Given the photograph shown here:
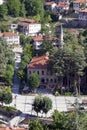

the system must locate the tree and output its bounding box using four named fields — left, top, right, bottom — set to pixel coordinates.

left=33, top=95, right=43, bottom=116
left=29, top=119, right=43, bottom=130
left=7, top=0, right=21, bottom=17
left=18, top=44, right=33, bottom=81
left=0, top=4, right=8, bottom=19
left=0, top=87, right=12, bottom=105
left=25, top=0, right=44, bottom=20
left=33, top=95, right=52, bottom=116
left=28, top=73, right=40, bottom=91
left=19, top=3, right=26, bottom=17
left=0, top=41, right=15, bottom=83
left=5, top=65, right=14, bottom=85
left=48, top=44, right=86, bottom=94
left=40, top=39, right=53, bottom=55
left=42, top=96, right=52, bottom=115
